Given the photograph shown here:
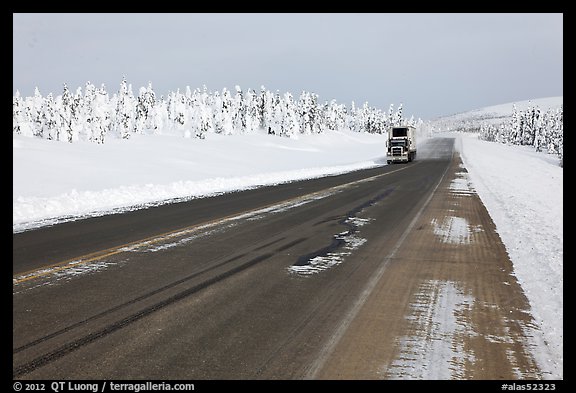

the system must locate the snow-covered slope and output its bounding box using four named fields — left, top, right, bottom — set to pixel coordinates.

left=470, top=96, right=563, bottom=115
left=13, top=129, right=388, bottom=232
left=428, top=96, right=563, bottom=132
left=453, top=132, right=562, bottom=379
